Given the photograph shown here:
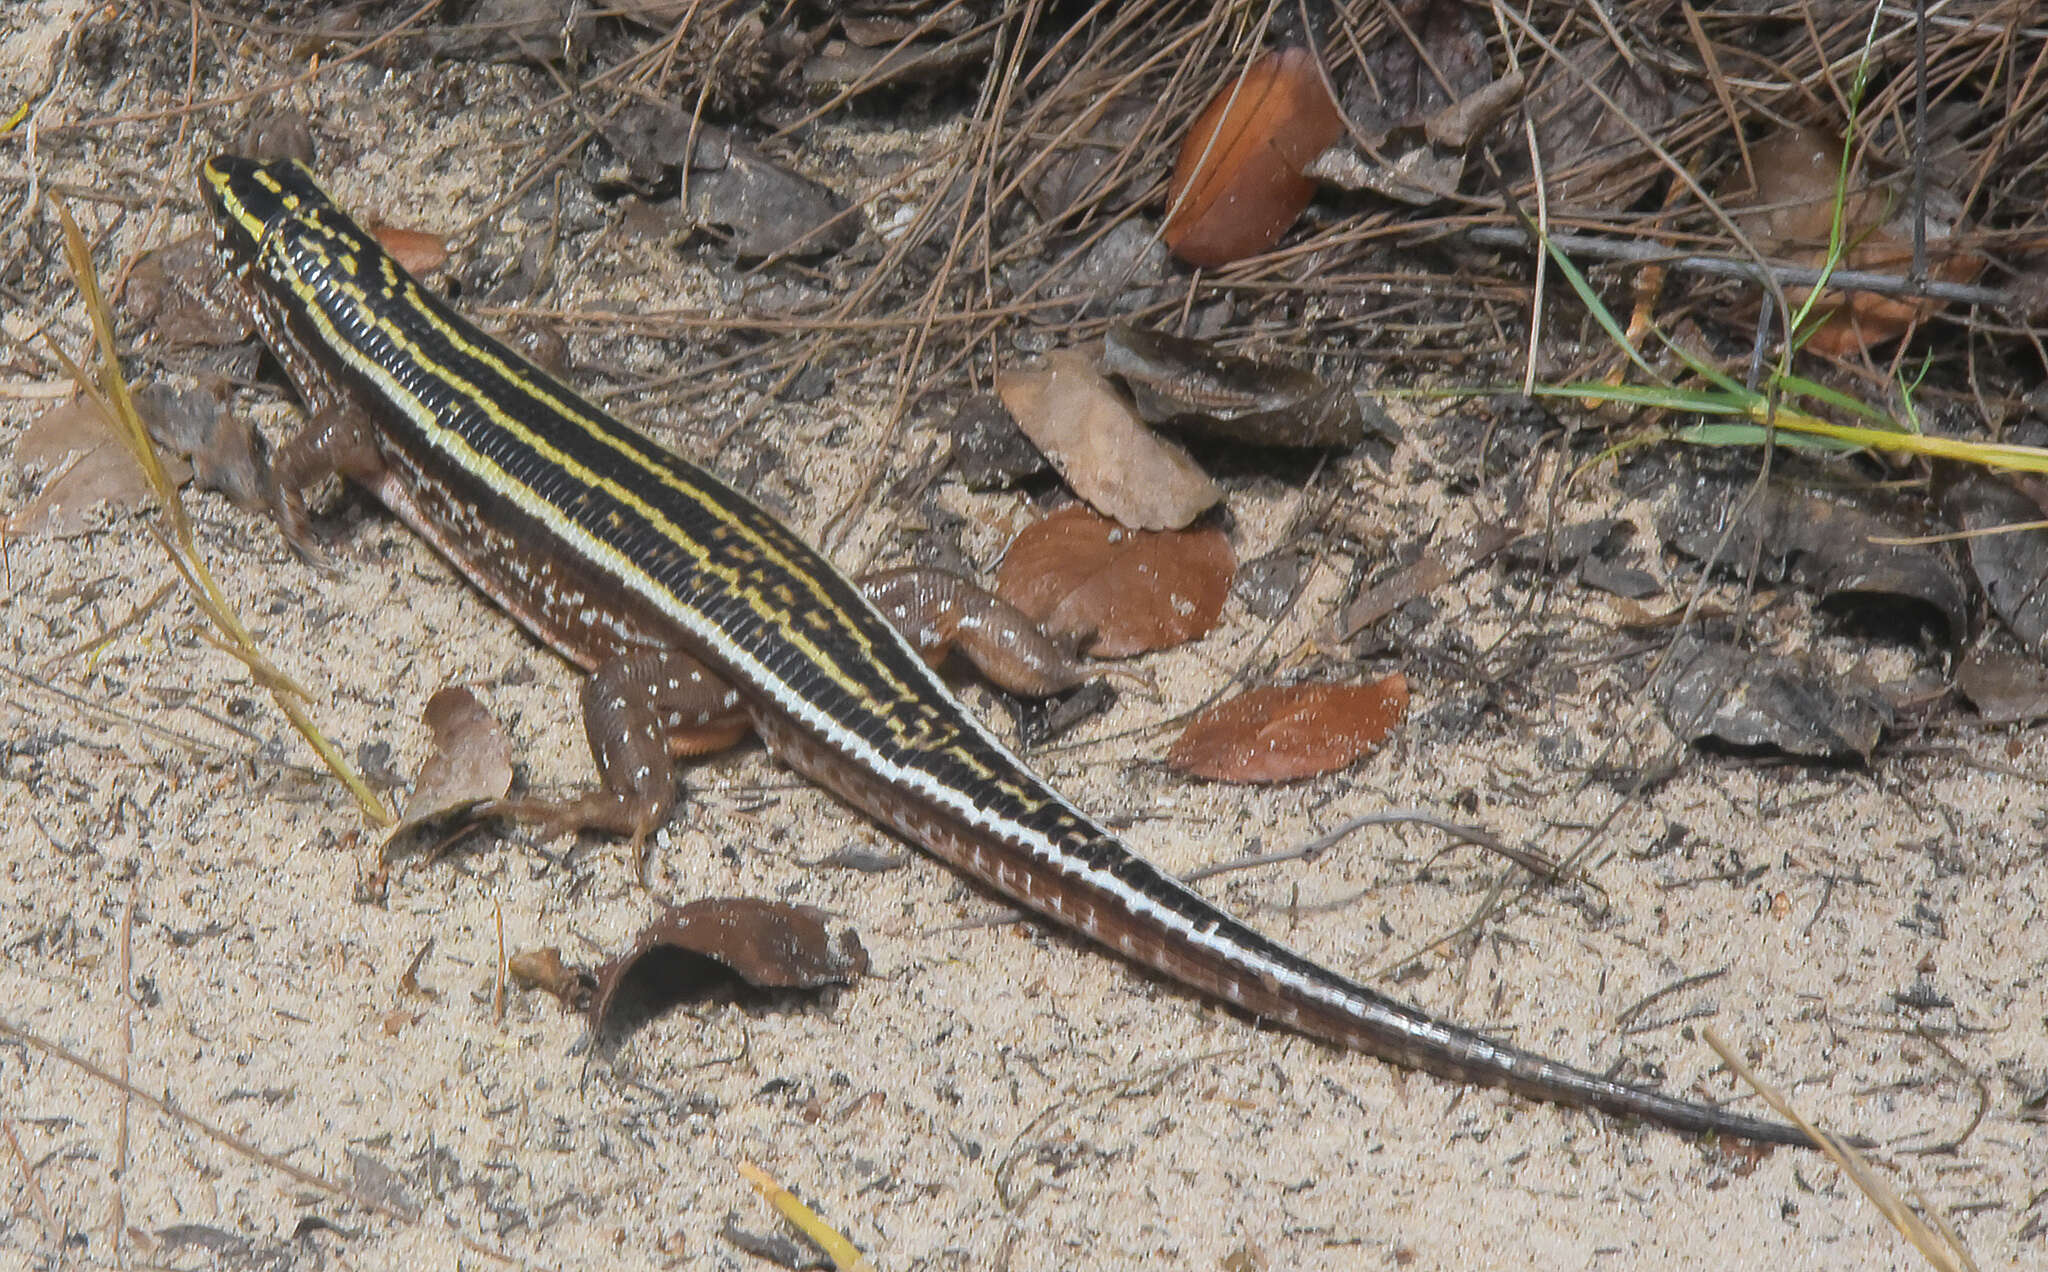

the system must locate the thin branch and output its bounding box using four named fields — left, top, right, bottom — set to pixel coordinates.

left=1462, top=224, right=2012, bottom=309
